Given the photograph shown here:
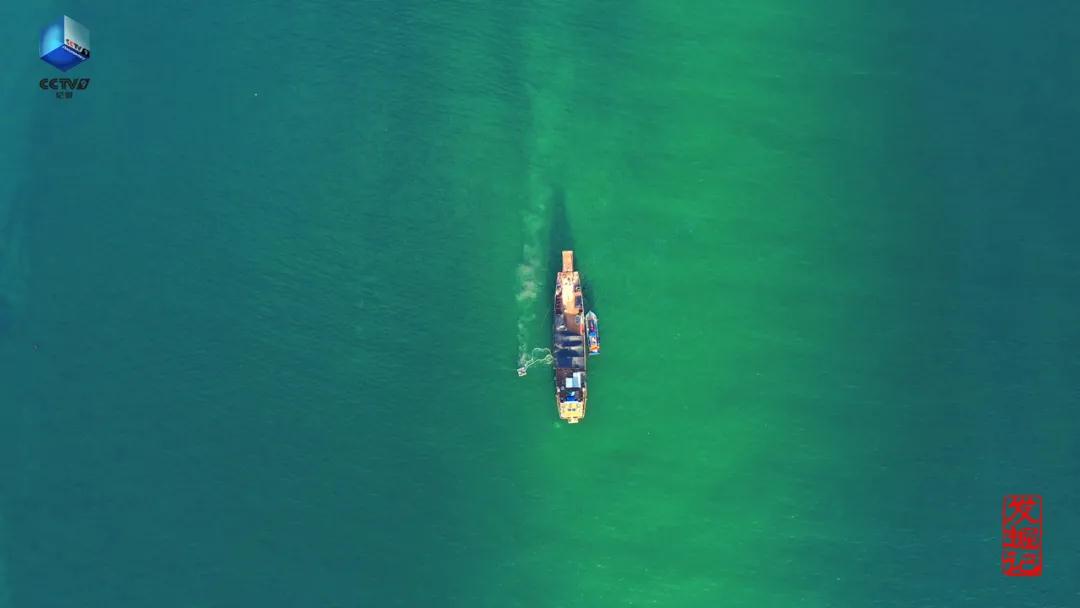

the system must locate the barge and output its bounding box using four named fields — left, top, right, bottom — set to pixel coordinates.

left=554, top=250, right=587, bottom=423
